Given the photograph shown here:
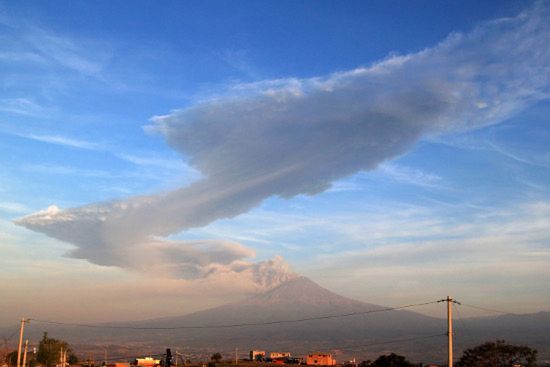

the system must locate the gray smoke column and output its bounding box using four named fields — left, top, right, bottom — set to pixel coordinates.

left=16, top=2, right=550, bottom=280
